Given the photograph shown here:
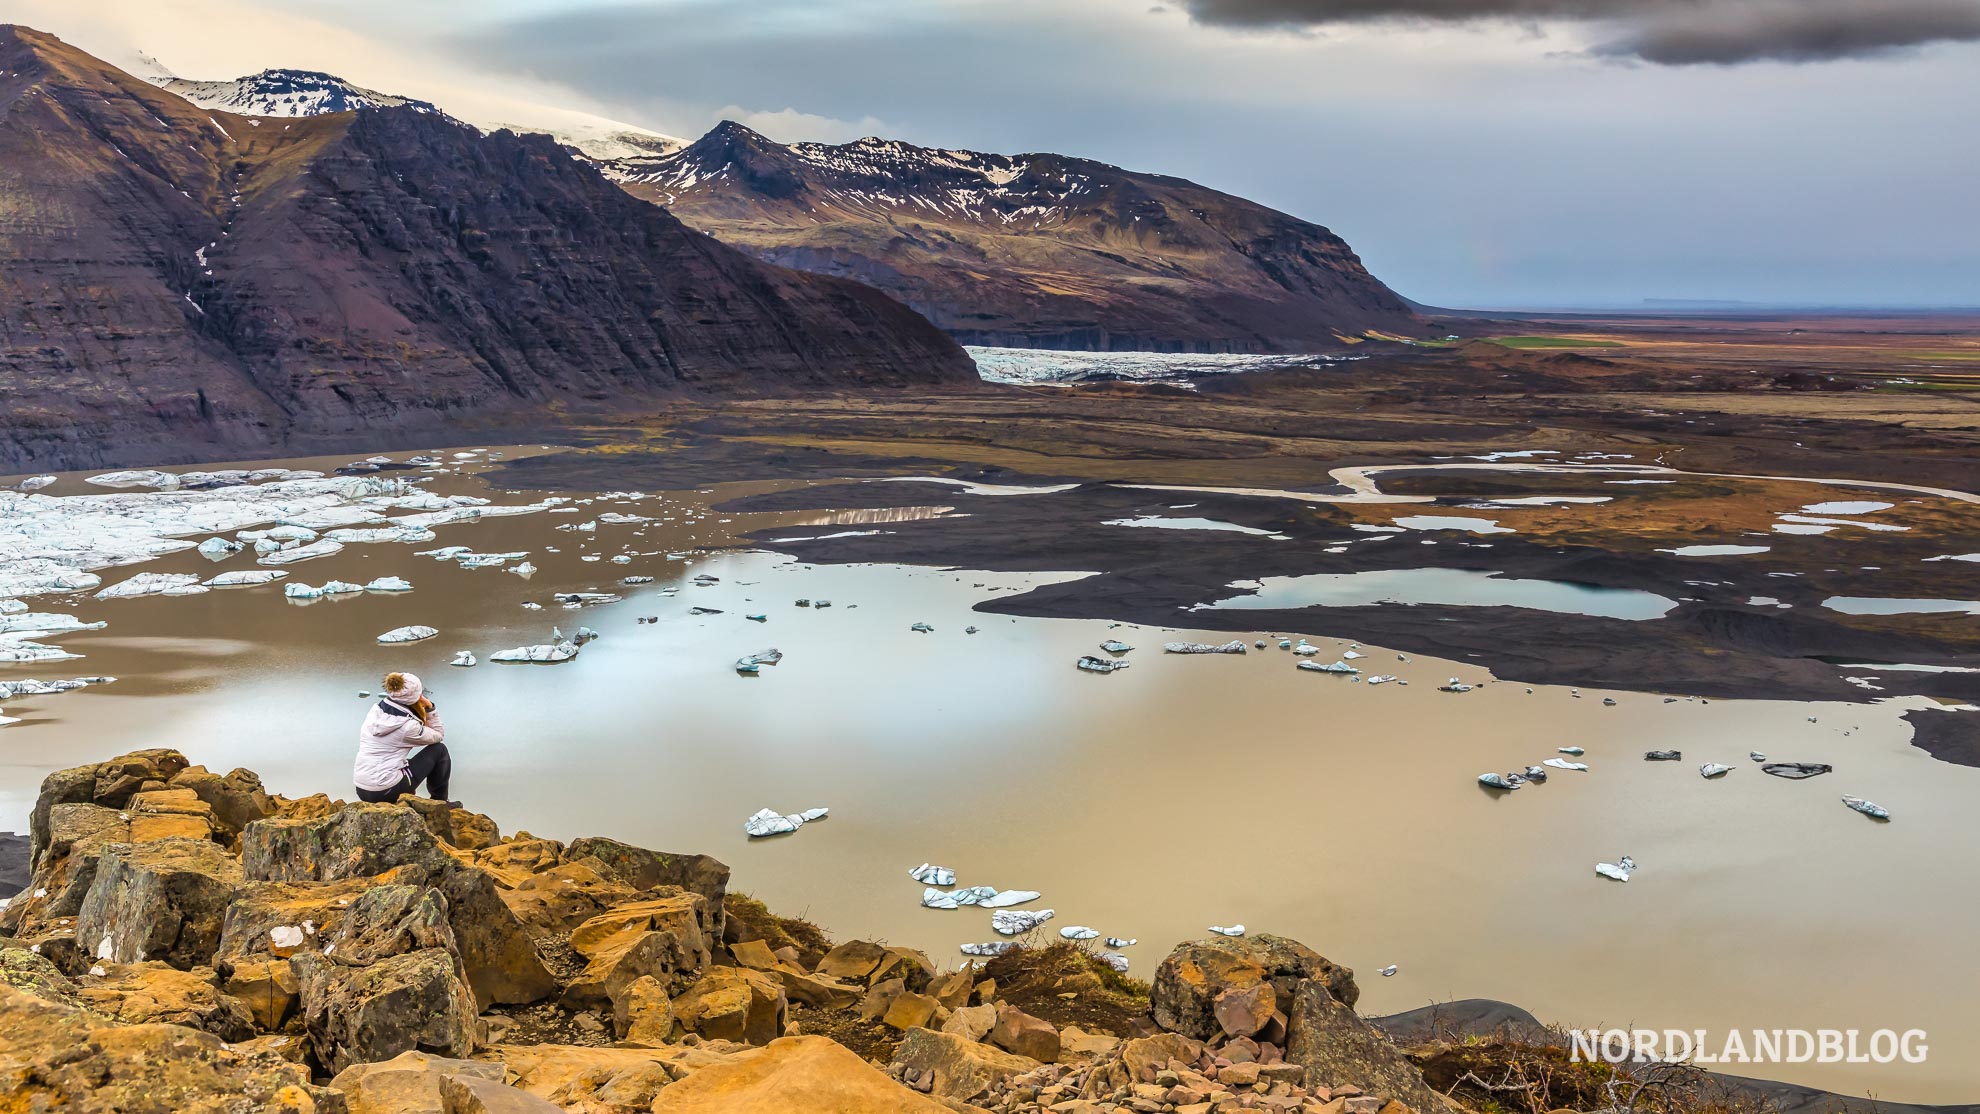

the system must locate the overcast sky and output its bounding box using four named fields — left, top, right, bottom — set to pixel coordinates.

left=20, top=0, right=1980, bottom=309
